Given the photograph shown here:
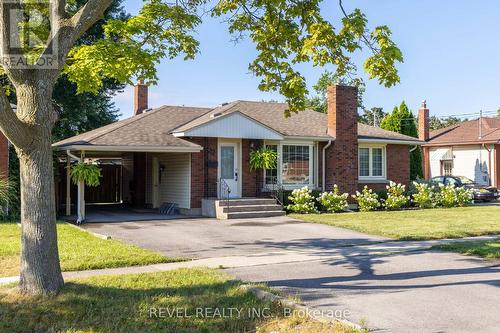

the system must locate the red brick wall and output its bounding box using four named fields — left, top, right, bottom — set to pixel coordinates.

left=325, top=85, right=358, bottom=195
left=358, top=144, right=411, bottom=192
left=242, top=139, right=263, bottom=197
left=188, top=137, right=218, bottom=208
left=0, top=133, right=8, bottom=179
